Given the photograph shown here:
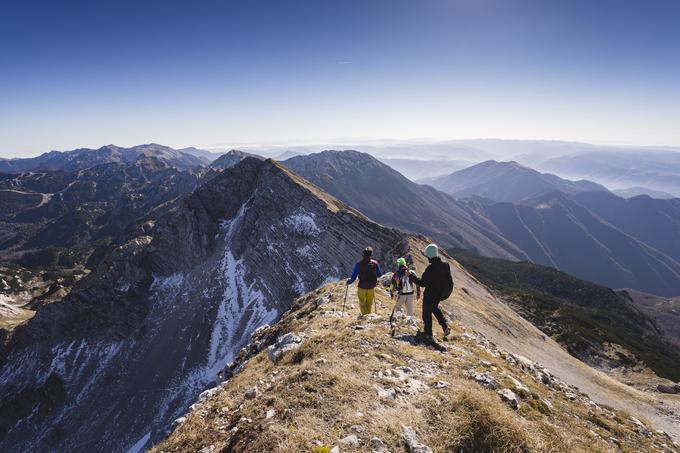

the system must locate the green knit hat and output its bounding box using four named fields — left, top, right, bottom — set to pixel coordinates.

left=396, top=257, right=407, bottom=267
